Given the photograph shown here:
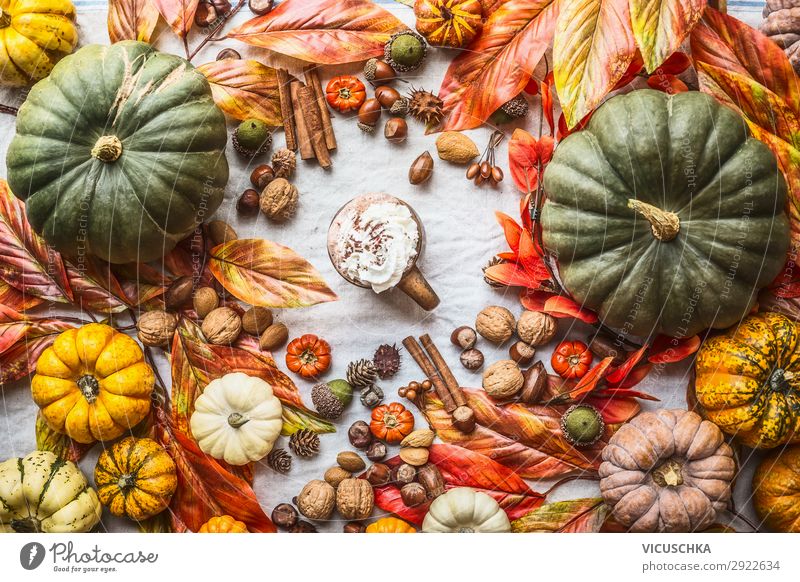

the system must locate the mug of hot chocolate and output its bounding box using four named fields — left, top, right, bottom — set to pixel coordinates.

left=328, top=193, right=440, bottom=310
